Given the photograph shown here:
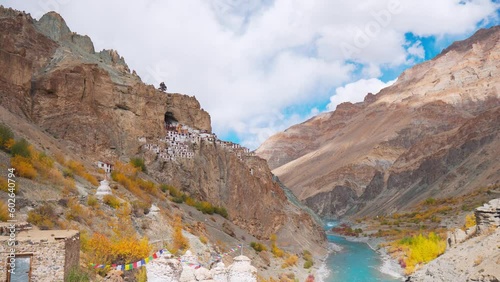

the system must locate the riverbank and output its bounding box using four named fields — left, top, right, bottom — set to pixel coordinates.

left=327, top=230, right=406, bottom=281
